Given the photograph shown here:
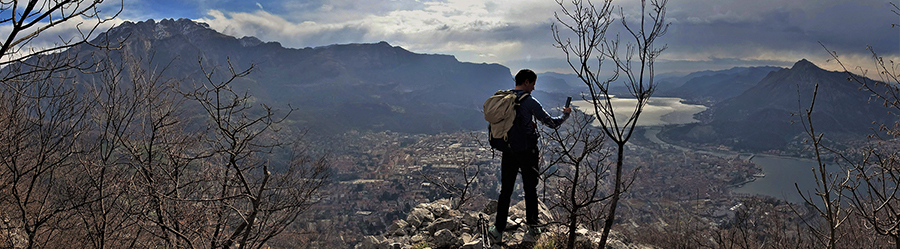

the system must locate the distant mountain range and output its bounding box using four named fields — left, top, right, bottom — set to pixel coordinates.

left=537, top=66, right=783, bottom=104
left=657, top=66, right=781, bottom=104
left=71, top=18, right=515, bottom=134
left=23, top=19, right=897, bottom=149
left=662, top=59, right=896, bottom=151
left=535, top=72, right=584, bottom=93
